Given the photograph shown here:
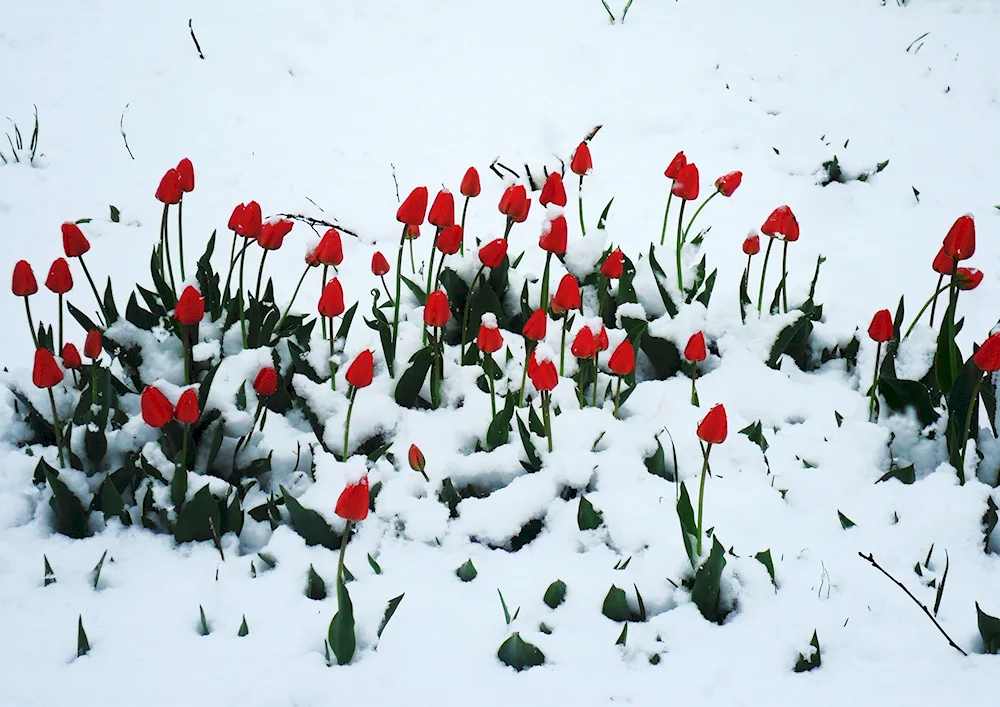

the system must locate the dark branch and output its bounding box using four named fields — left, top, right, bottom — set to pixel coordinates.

left=189, top=19, right=205, bottom=60
left=276, top=213, right=359, bottom=239
left=119, top=103, right=134, bottom=160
